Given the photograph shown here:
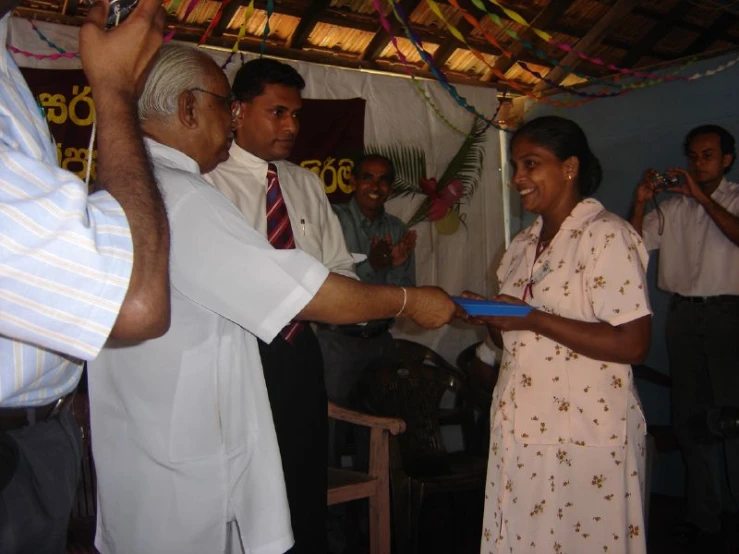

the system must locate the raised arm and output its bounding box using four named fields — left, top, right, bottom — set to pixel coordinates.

left=629, top=169, right=659, bottom=236
left=80, top=0, right=171, bottom=339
